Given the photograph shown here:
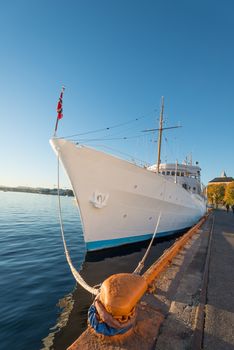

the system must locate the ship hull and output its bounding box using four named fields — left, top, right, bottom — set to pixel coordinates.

left=50, top=138, right=206, bottom=251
